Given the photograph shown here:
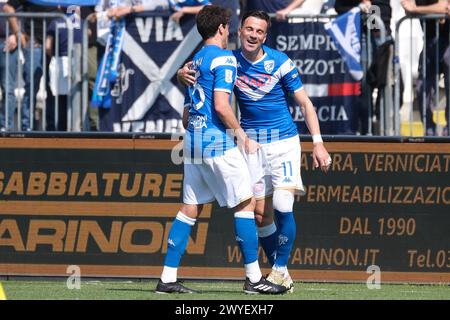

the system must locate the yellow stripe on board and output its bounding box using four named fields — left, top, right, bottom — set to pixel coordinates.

left=0, top=282, right=7, bottom=300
